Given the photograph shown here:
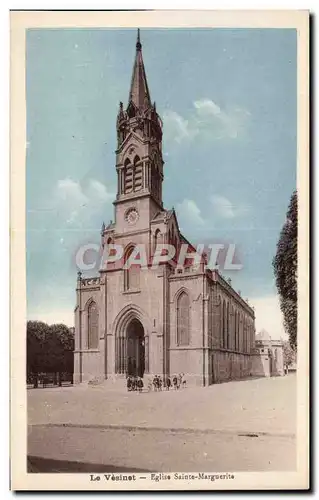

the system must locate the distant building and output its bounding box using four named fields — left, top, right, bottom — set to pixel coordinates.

left=252, top=330, right=284, bottom=377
